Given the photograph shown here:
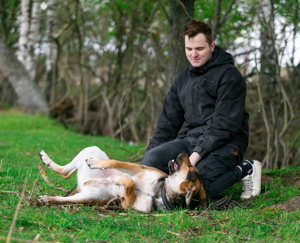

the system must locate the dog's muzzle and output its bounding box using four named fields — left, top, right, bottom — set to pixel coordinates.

left=168, top=159, right=179, bottom=174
